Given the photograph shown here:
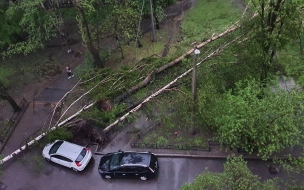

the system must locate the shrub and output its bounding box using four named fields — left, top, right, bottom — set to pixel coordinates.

left=45, top=127, right=73, bottom=143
